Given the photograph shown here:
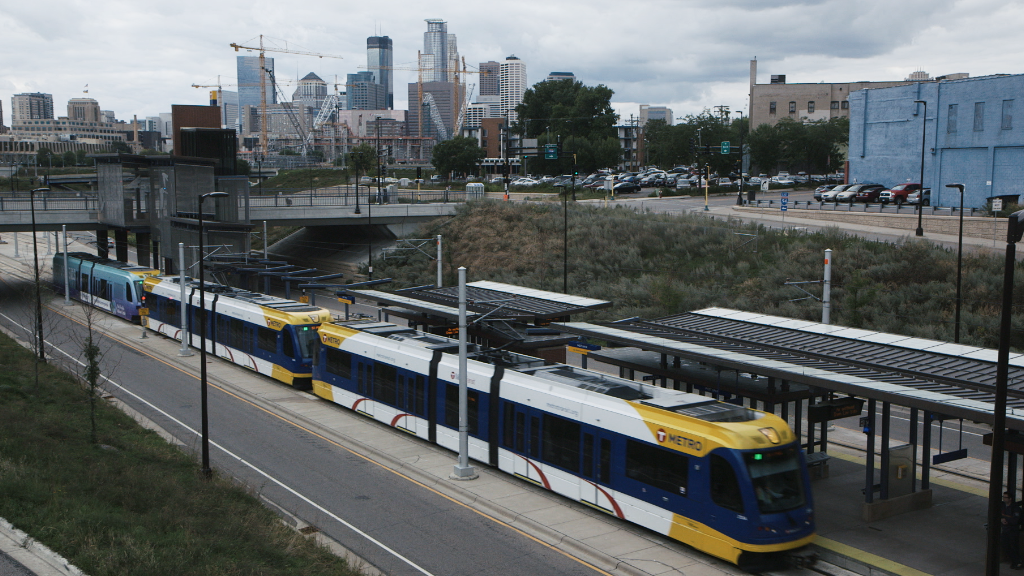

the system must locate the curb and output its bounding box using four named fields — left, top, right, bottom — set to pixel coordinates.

left=0, top=518, right=85, bottom=576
